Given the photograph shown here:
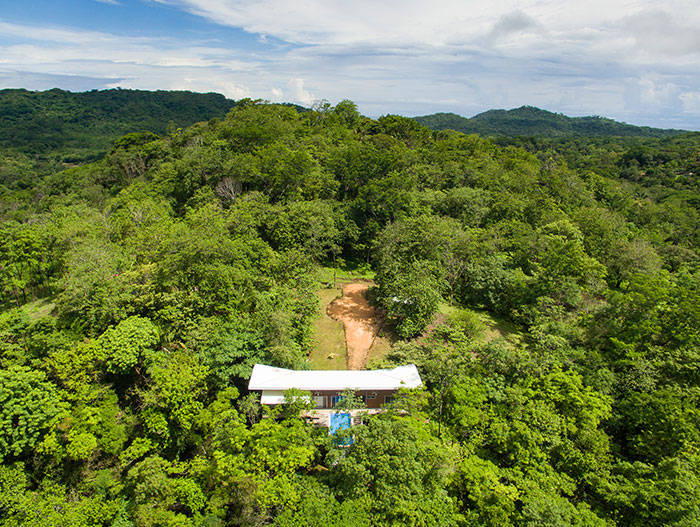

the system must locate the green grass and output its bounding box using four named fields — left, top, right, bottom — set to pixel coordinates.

left=308, top=288, right=348, bottom=369
left=21, top=298, right=56, bottom=321
left=317, top=262, right=375, bottom=287
left=438, top=303, right=526, bottom=348
left=477, top=311, right=526, bottom=348
left=366, top=324, right=396, bottom=365
left=437, top=303, right=462, bottom=317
